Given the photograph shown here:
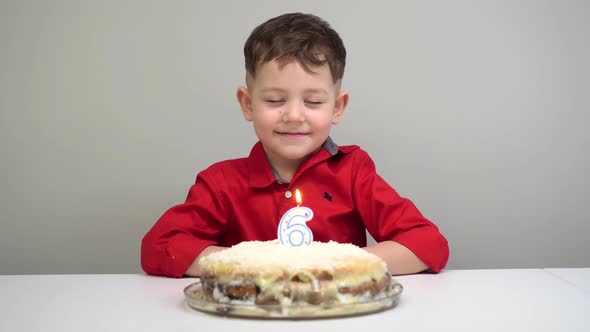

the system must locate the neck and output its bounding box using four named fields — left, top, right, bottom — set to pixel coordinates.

left=263, top=145, right=325, bottom=183
left=270, top=160, right=300, bottom=183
